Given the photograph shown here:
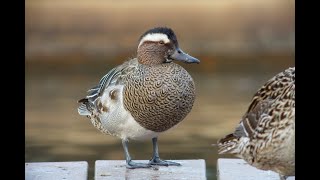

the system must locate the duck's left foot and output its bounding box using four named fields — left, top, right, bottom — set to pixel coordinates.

left=280, top=175, right=291, bottom=180
left=149, top=157, right=181, bottom=166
